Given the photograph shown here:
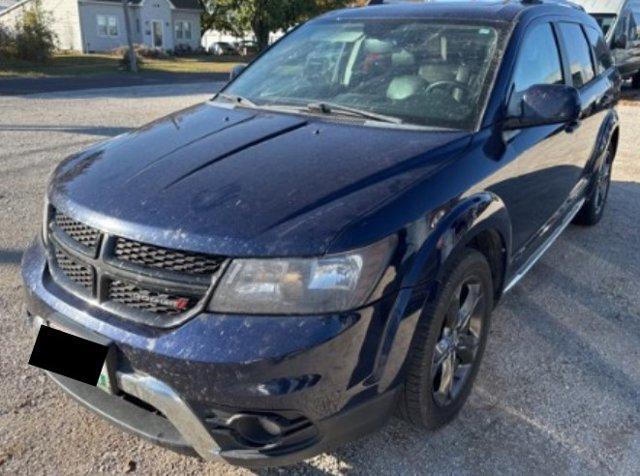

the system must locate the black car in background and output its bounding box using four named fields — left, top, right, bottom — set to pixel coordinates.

left=236, top=40, right=259, bottom=56
left=573, top=0, right=640, bottom=87
left=22, top=0, right=621, bottom=468
left=209, top=41, right=238, bottom=56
